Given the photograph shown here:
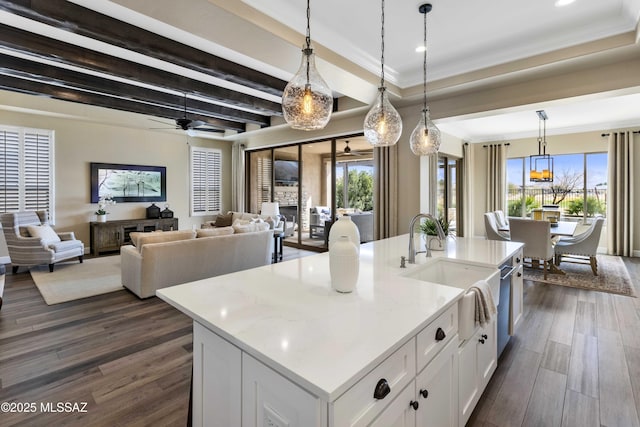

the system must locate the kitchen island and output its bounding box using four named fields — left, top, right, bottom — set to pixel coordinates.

left=157, top=234, right=523, bottom=427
